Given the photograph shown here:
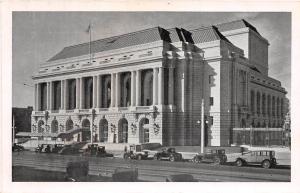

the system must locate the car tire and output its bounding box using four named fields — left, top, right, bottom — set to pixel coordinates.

left=169, top=155, right=175, bottom=162
left=262, top=160, right=271, bottom=169
left=236, top=159, right=243, bottom=167
left=193, top=156, right=200, bottom=163
left=123, top=154, right=129, bottom=159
